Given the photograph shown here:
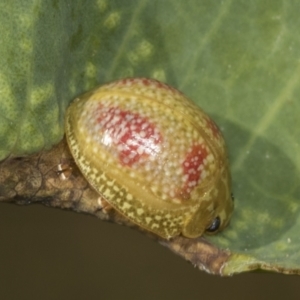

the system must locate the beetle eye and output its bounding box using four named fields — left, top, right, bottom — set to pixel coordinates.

left=206, top=216, right=221, bottom=233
